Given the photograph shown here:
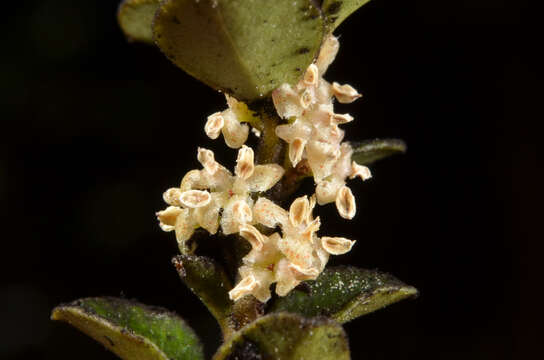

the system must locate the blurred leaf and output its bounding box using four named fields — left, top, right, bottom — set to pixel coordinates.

left=213, top=313, right=350, bottom=360
left=269, top=266, right=418, bottom=323
left=322, top=0, right=373, bottom=31
left=172, top=255, right=233, bottom=335
left=118, top=0, right=160, bottom=43
left=51, top=297, right=204, bottom=360
left=351, top=138, right=407, bottom=165
left=153, top=0, right=324, bottom=101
